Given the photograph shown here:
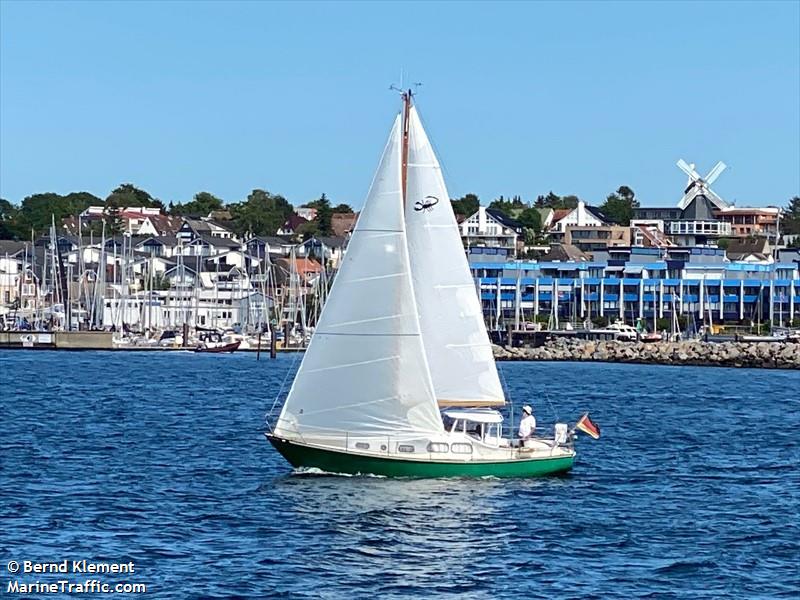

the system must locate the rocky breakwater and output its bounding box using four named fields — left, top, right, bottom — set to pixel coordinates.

left=493, top=338, right=800, bottom=369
